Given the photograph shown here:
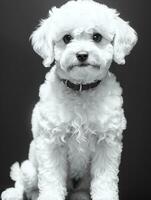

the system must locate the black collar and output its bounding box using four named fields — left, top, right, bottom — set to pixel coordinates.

left=62, top=79, right=101, bottom=91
